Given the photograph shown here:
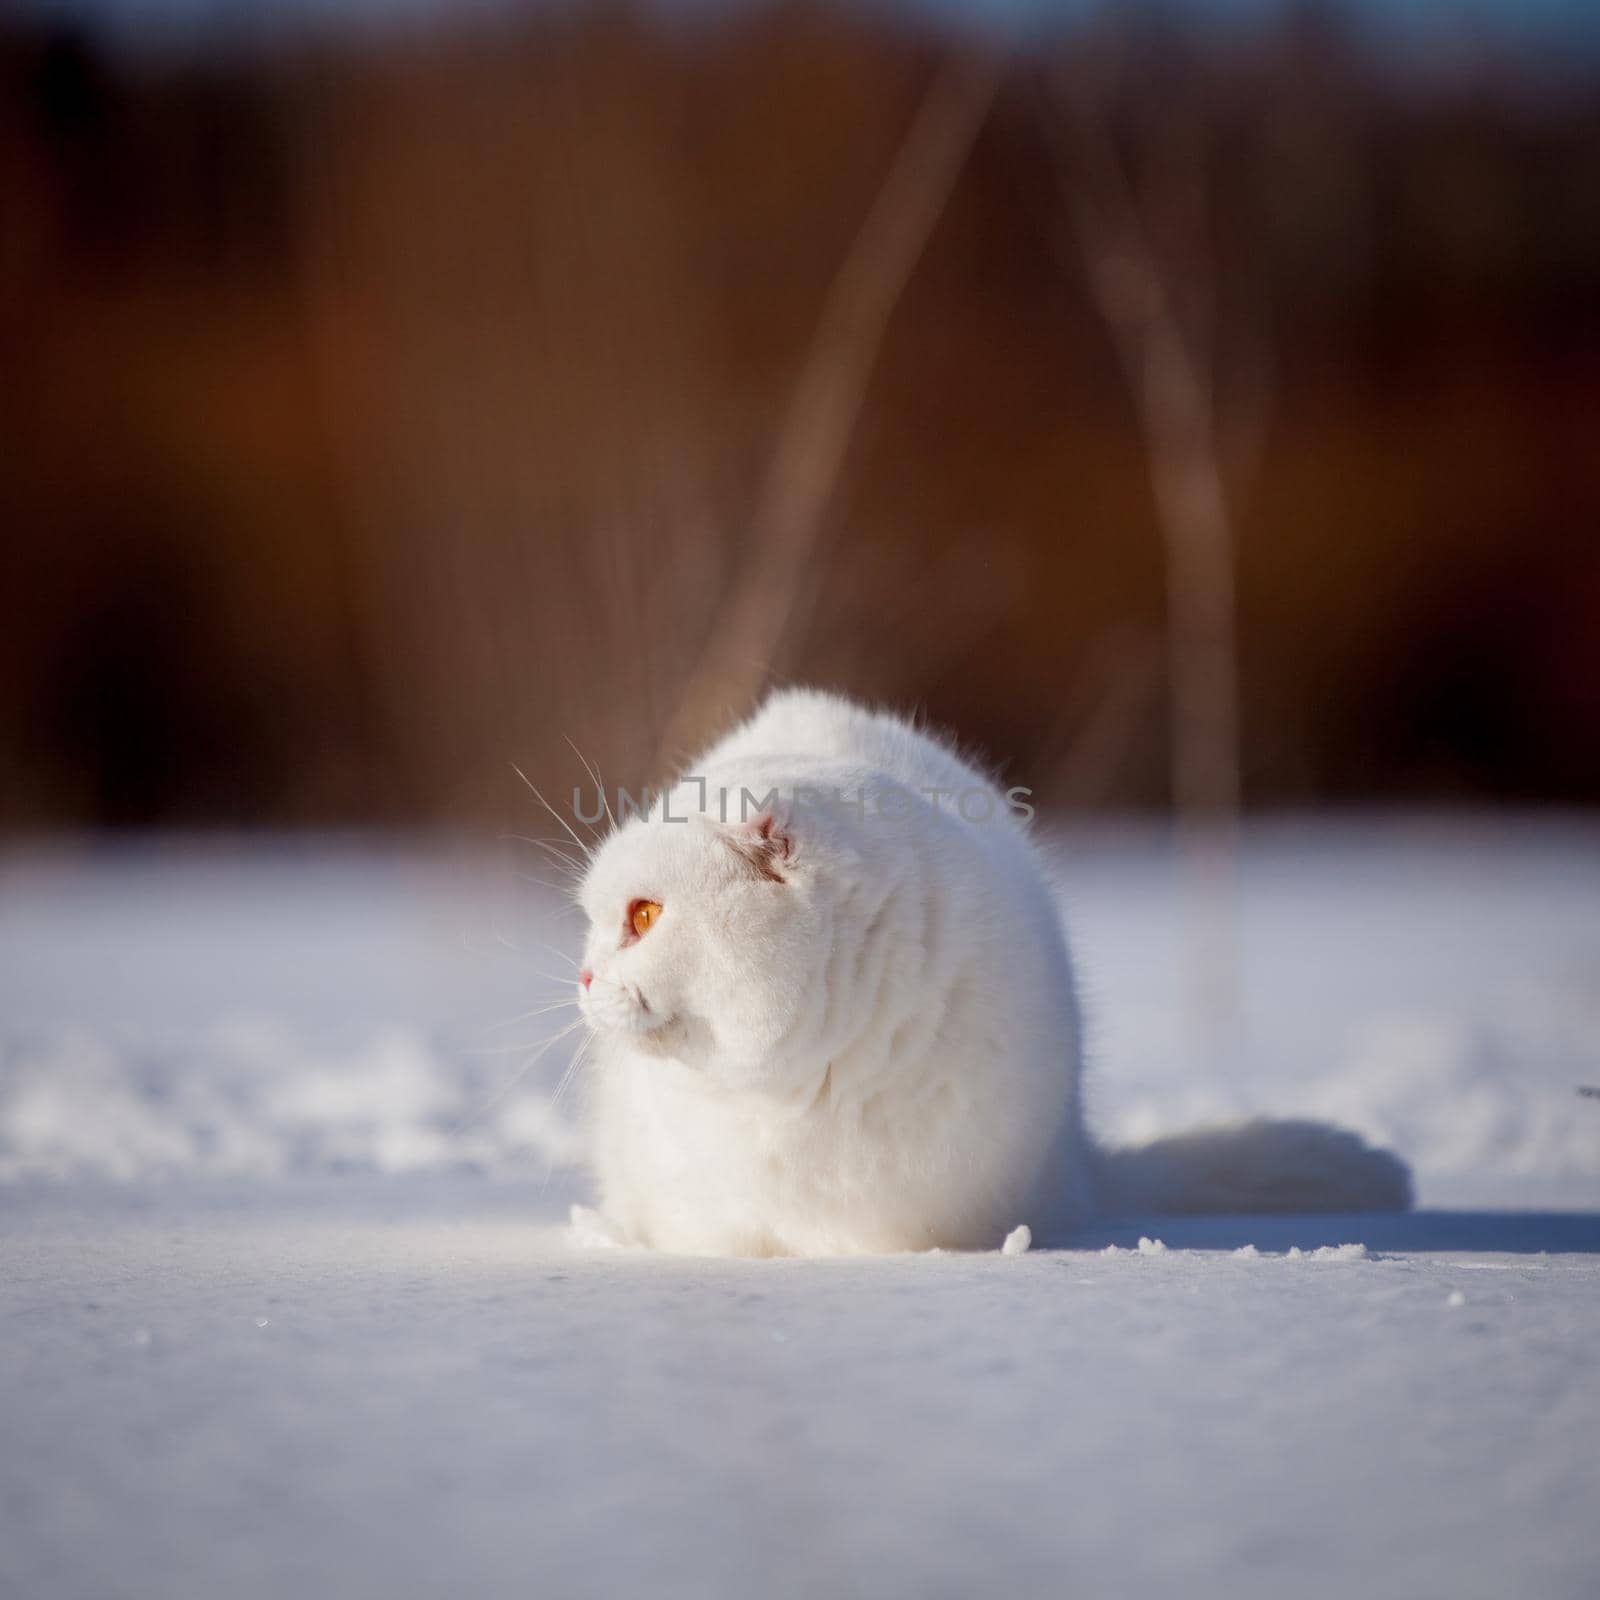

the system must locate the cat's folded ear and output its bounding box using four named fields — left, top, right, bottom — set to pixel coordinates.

left=720, top=810, right=795, bottom=882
